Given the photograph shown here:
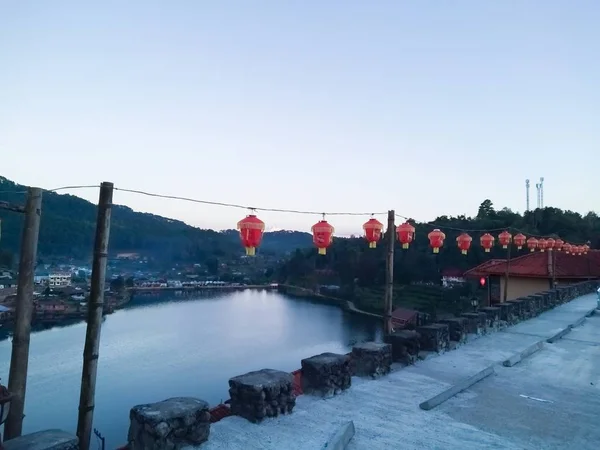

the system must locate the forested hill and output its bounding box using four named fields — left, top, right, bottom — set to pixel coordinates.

left=0, top=176, right=312, bottom=264
left=276, top=200, right=600, bottom=291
